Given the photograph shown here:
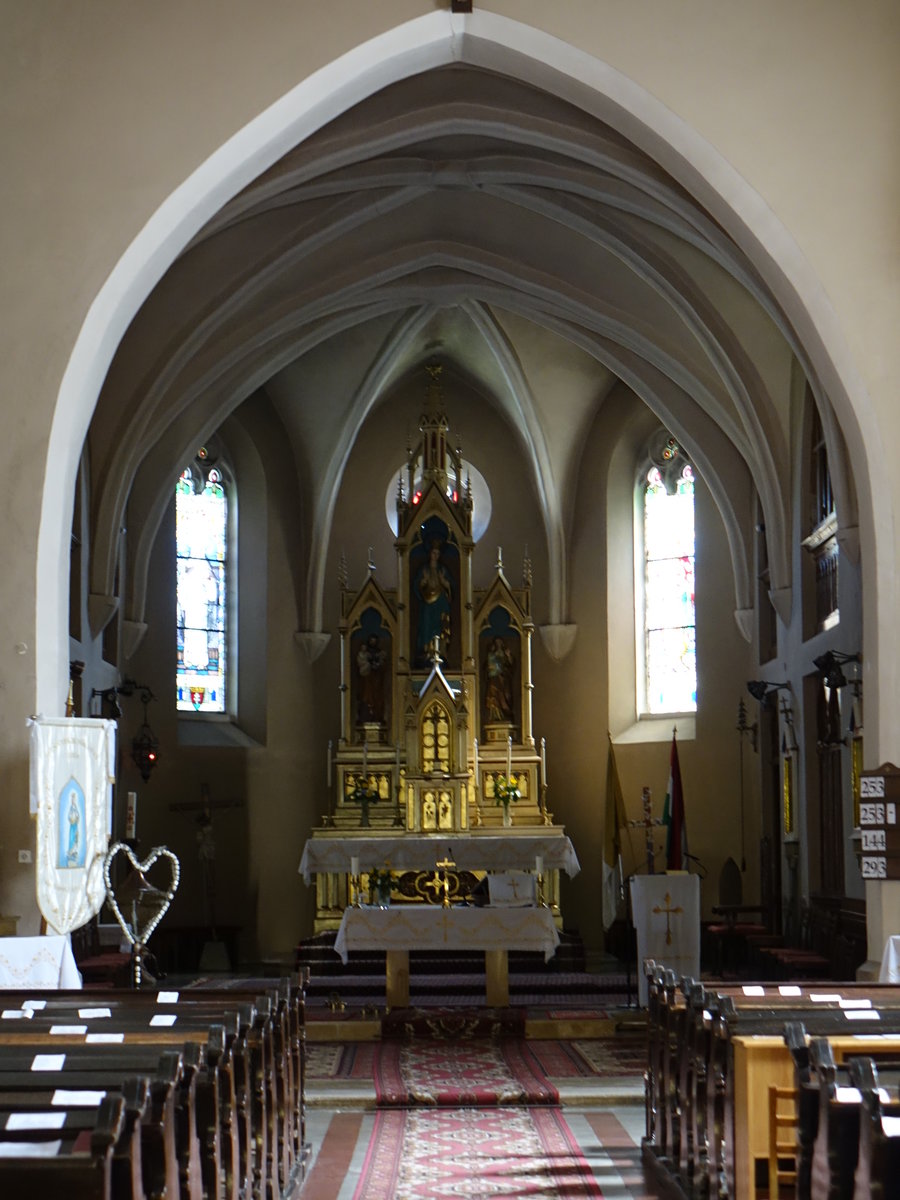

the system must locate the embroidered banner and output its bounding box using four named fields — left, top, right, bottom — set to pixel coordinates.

left=29, top=717, right=116, bottom=935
